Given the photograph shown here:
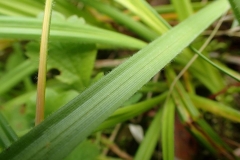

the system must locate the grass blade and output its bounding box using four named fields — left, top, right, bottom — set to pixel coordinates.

left=0, top=16, right=147, bottom=49
left=162, top=99, right=175, bottom=160
left=134, top=107, right=164, bottom=160
left=0, top=0, right=43, bottom=16
left=0, top=113, right=18, bottom=149
left=97, top=92, right=167, bottom=131
left=166, top=68, right=235, bottom=159
left=80, top=0, right=157, bottom=41
left=116, top=0, right=170, bottom=34
left=170, top=0, right=193, bottom=20
left=191, top=95, right=240, bottom=123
